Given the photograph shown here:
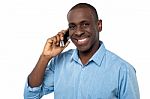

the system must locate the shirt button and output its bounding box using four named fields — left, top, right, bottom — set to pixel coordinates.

left=81, top=66, right=85, bottom=71
left=82, top=68, right=84, bottom=71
